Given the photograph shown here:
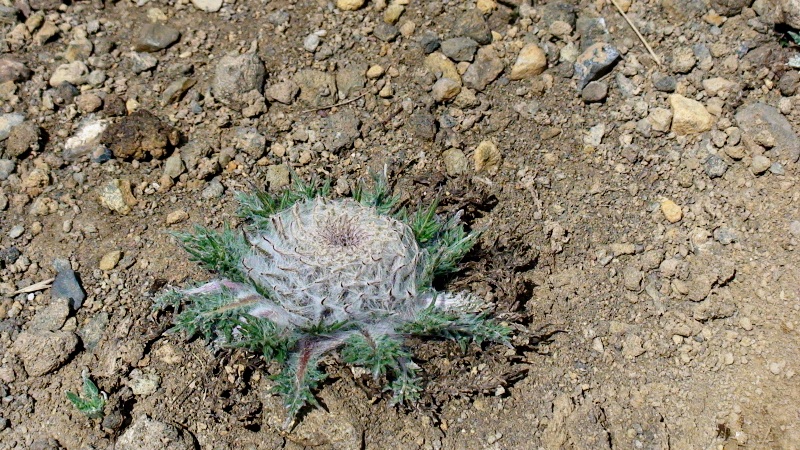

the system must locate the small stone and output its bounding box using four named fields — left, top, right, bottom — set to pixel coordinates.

left=129, top=52, right=158, bottom=74
left=0, top=113, right=25, bottom=141
left=383, top=3, right=404, bottom=24
left=336, top=0, right=364, bottom=11
left=78, top=312, right=109, bottom=351
left=574, top=43, right=621, bottom=90
left=99, top=178, right=137, bottom=215
left=213, top=52, right=265, bottom=99
left=474, top=140, right=501, bottom=173
left=623, top=266, right=643, bottom=291
left=440, top=37, right=478, bottom=62
left=128, top=369, right=161, bottom=396
left=202, top=178, right=225, bottom=199
left=581, top=81, right=608, bottom=103
left=769, top=162, right=785, bottom=175
left=622, top=333, right=646, bottom=358
left=751, top=154, right=771, bottom=174
left=425, top=52, right=461, bottom=85
left=116, top=416, right=195, bottom=450
left=12, top=330, right=79, bottom=376
left=166, top=209, right=189, bottom=225
left=49, top=61, right=89, bottom=87
left=0, top=246, right=20, bottom=266
left=336, top=64, right=366, bottom=98
left=408, top=112, right=438, bottom=141
left=509, top=43, right=547, bottom=80
left=324, top=109, right=361, bottom=152
left=303, top=32, right=321, bottom=52
left=670, top=47, right=697, bottom=74
left=161, top=77, right=196, bottom=106
left=418, top=33, right=441, bottom=54
left=265, top=80, right=299, bottom=104
left=52, top=258, right=85, bottom=309
left=476, top=0, right=497, bottom=13
left=739, top=316, right=753, bottom=331
left=266, top=164, right=290, bottom=189
left=790, top=220, right=800, bottom=237
left=653, top=74, right=677, bottom=92
left=102, top=110, right=179, bottom=160
left=724, top=145, right=746, bottom=160
left=549, top=20, right=573, bottom=38
left=702, top=77, right=737, bottom=96
left=232, top=127, right=266, bottom=158
left=64, top=118, right=108, bottom=160
left=6, top=122, right=40, bottom=157
left=365, top=65, right=385, bottom=79
left=8, top=224, right=24, bottom=238
left=462, top=46, right=504, bottom=91
left=373, top=22, right=399, bottom=42
left=0, top=58, right=32, bottom=83
left=75, top=93, right=103, bottom=113
left=64, top=37, right=93, bottom=62
left=735, top=103, right=800, bottom=163
left=442, top=148, right=468, bottom=176
left=431, top=77, right=461, bottom=102
left=33, top=21, right=59, bottom=45
left=28, top=297, right=70, bottom=332
left=455, top=9, right=492, bottom=45
left=660, top=198, right=682, bottom=223
left=778, top=71, right=799, bottom=96
left=669, top=94, right=714, bottom=135
left=99, top=250, right=122, bottom=271
left=704, top=155, right=728, bottom=178
left=294, top=69, right=337, bottom=106
left=134, top=23, right=180, bottom=52
left=713, top=227, right=738, bottom=245
left=191, top=0, right=223, bottom=12
left=648, top=108, right=673, bottom=133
